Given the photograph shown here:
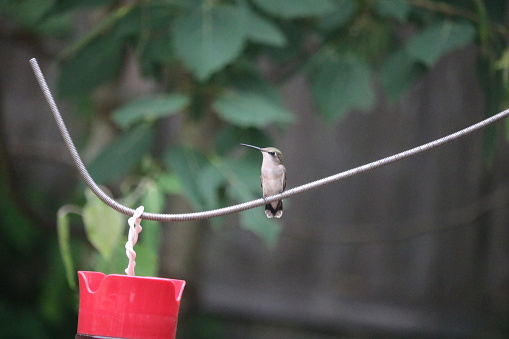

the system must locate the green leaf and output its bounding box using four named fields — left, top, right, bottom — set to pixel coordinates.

left=45, top=0, right=115, bottom=16
left=110, top=4, right=142, bottom=37
left=139, top=31, right=174, bottom=76
left=496, top=47, right=509, bottom=92
left=318, top=0, right=357, bottom=32
left=375, top=0, right=410, bottom=22
left=112, top=94, right=189, bottom=129
left=114, top=2, right=176, bottom=75
left=58, top=32, right=124, bottom=97
left=36, top=11, right=72, bottom=37
left=247, top=12, right=287, bottom=47
left=406, top=20, right=476, bottom=67
left=88, top=124, right=155, bottom=184
left=164, top=145, right=209, bottom=209
left=142, top=180, right=165, bottom=214
left=172, top=3, right=247, bottom=81
left=140, top=180, right=163, bottom=252
left=56, top=206, right=80, bottom=290
left=197, top=163, right=227, bottom=210
left=240, top=208, right=281, bottom=247
left=227, top=64, right=282, bottom=102
left=380, top=49, right=424, bottom=102
left=95, top=241, right=157, bottom=277
left=94, top=242, right=128, bottom=275
left=222, top=157, right=262, bottom=201
left=82, top=189, right=124, bottom=260
left=2, top=0, right=54, bottom=26
left=214, top=125, right=272, bottom=155
left=155, top=173, right=182, bottom=195
left=310, top=57, right=374, bottom=121
left=213, top=91, right=294, bottom=127
left=38, top=241, right=75, bottom=323
left=129, top=243, right=158, bottom=277
left=252, top=0, right=335, bottom=19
